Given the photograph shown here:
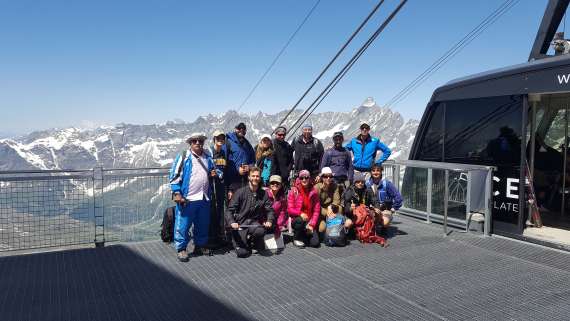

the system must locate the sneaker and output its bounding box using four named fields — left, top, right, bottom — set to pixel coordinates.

left=177, top=250, right=189, bottom=262
left=293, top=240, right=305, bottom=248
left=252, top=249, right=259, bottom=254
